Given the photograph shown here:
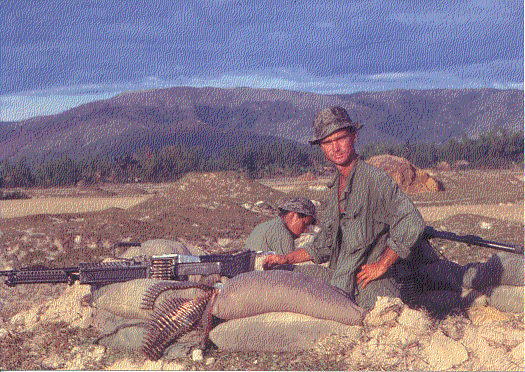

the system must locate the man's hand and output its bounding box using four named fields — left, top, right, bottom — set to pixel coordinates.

left=356, top=246, right=399, bottom=288
left=262, top=254, right=289, bottom=270
left=262, top=248, right=313, bottom=270
left=356, top=261, right=389, bottom=288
